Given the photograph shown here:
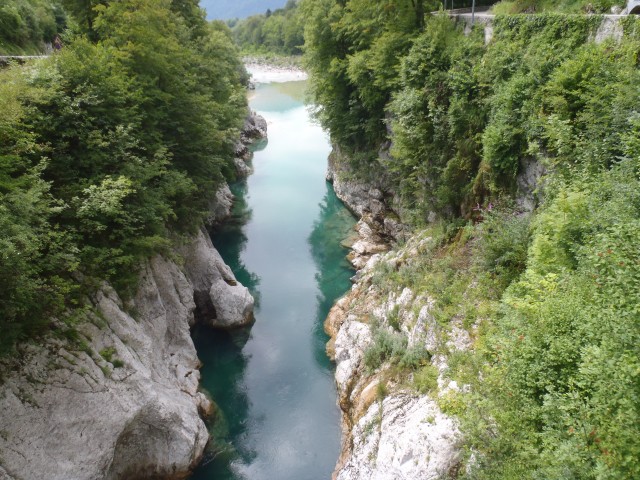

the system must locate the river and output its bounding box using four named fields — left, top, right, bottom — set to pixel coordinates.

left=190, top=79, right=356, bottom=480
